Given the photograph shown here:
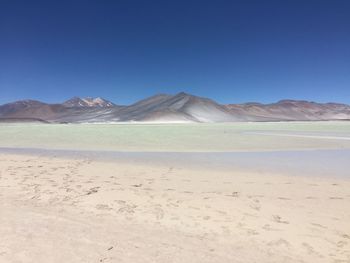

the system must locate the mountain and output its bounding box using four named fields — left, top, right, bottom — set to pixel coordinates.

left=226, top=100, right=350, bottom=121
left=63, top=97, right=116, bottom=107
left=115, top=92, right=238, bottom=122
left=0, top=100, right=66, bottom=121
left=0, top=93, right=349, bottom=123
